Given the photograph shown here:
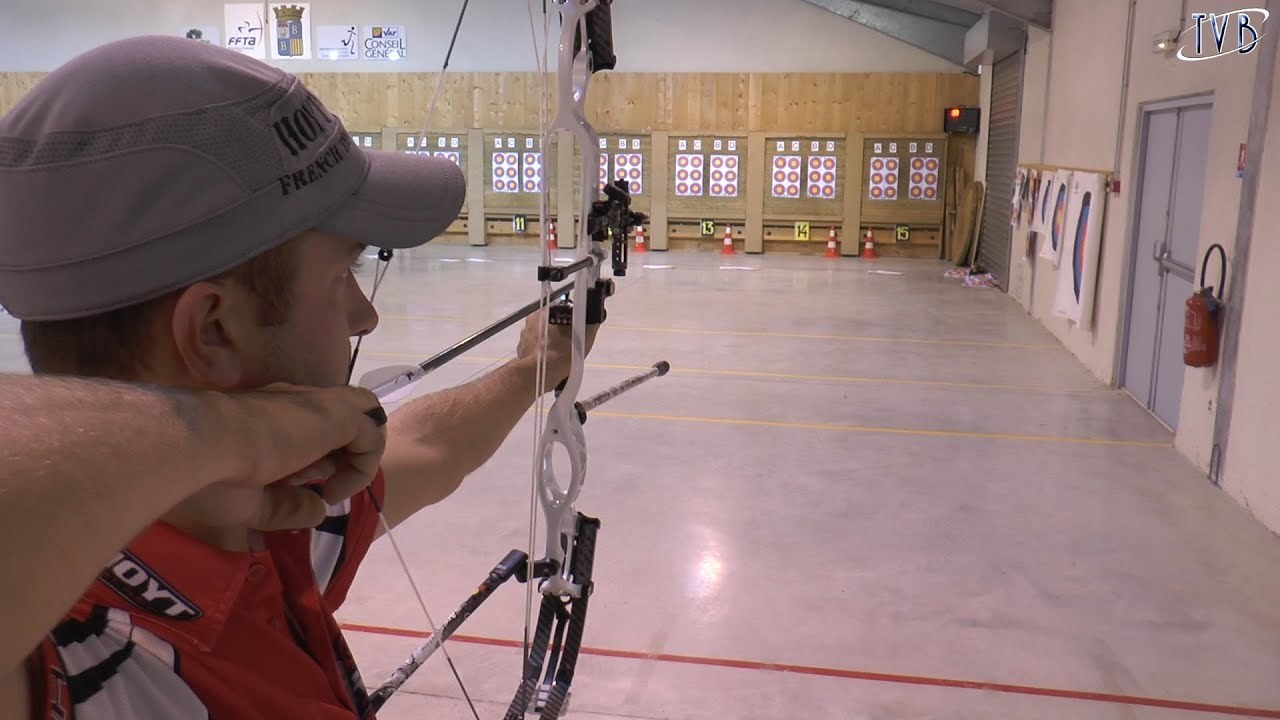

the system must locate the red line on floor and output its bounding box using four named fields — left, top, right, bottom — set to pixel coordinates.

left=340, top=622, right=1280, bottom=718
